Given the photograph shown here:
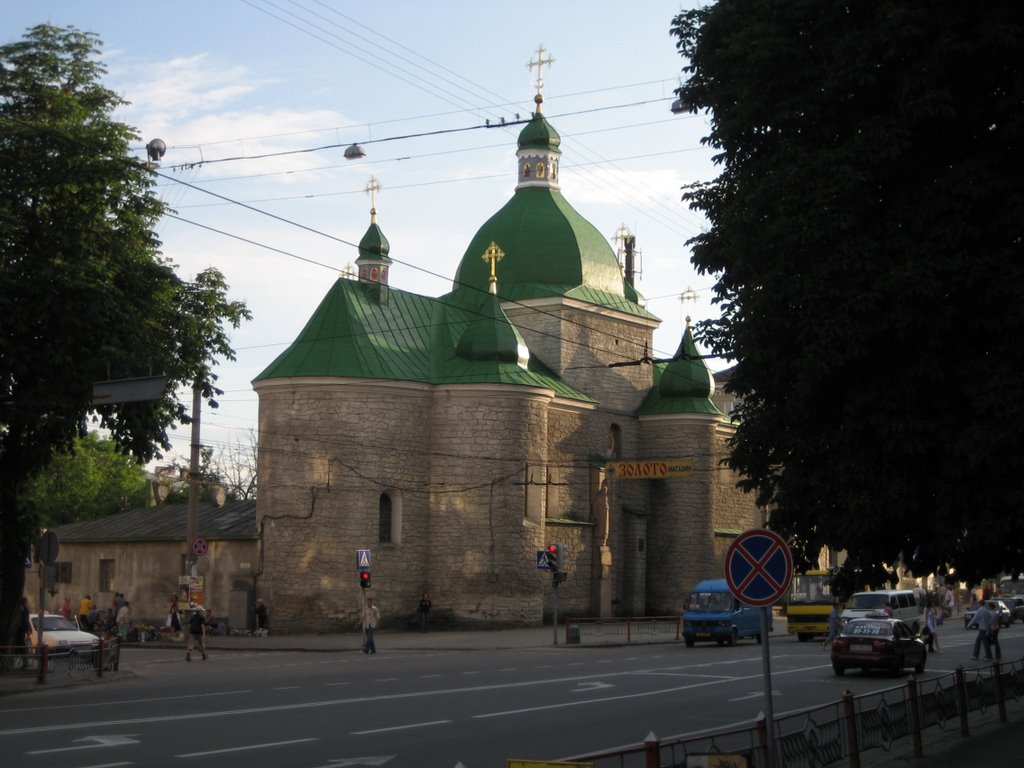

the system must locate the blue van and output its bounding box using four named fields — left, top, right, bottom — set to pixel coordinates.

left=682, top=578, right=770, bottom=647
